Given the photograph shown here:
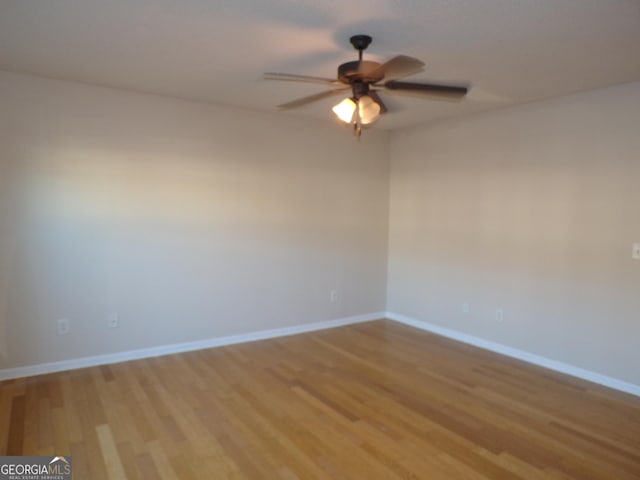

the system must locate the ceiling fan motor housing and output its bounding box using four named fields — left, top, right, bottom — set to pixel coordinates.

left=337, top=61, right=383, bottom=84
